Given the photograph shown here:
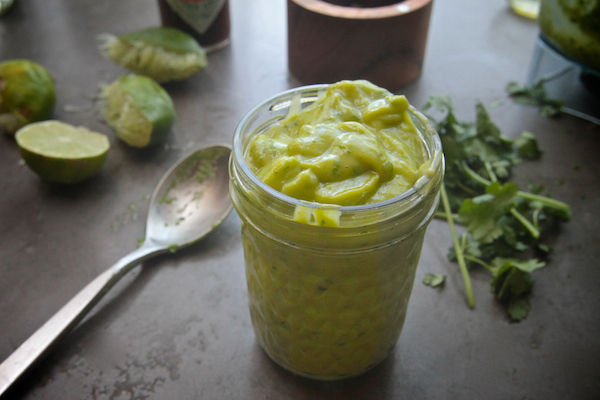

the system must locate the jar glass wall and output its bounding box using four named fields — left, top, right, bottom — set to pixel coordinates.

left=229, top=84, right=444, bottom=380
